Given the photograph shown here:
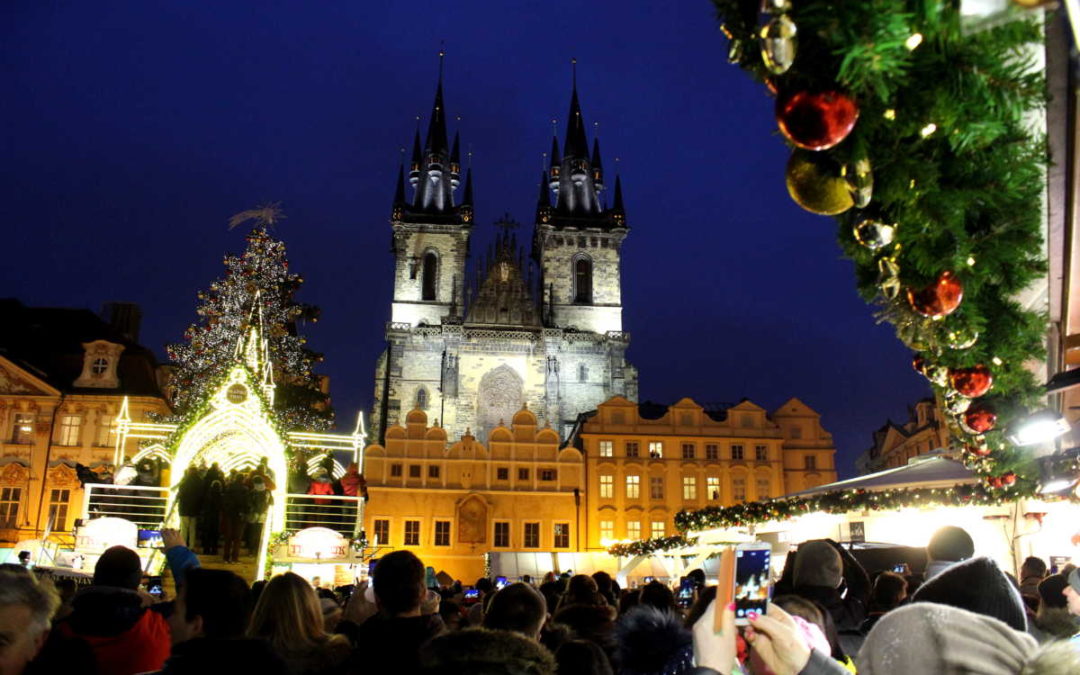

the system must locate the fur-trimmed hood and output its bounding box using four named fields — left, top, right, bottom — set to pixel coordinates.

left=1031, top=606, right=1080, bottom=642
left=614, top=606, right=694, bottom=675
